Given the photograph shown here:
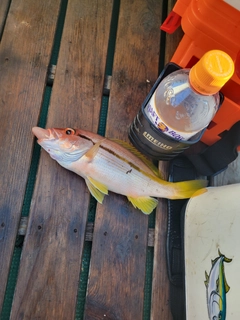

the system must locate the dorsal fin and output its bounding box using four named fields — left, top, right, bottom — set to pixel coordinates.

left=111, top=139, right=162, bottom=178
left=211, top=257, right=218, bottom=266
left=204, top=271, right=209, bottom=287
